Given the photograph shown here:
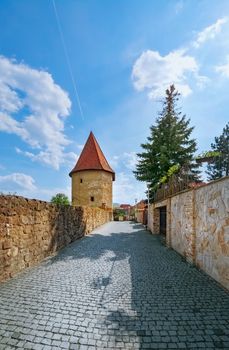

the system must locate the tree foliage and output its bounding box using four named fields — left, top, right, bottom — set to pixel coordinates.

left=51, top=193, right=70, bottom=206
left=207, top=123, right=229, bottom=180
left=113, top=208, right=125, bottom=220
left=134, top=85, right=199, bottom=196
